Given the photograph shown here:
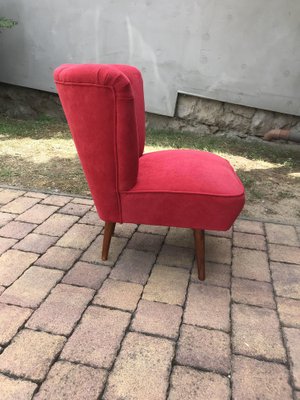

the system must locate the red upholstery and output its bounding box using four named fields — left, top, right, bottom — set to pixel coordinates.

left=122, top=150, right=244, bottom=230
left=54, top=64, right=244, bottom=230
